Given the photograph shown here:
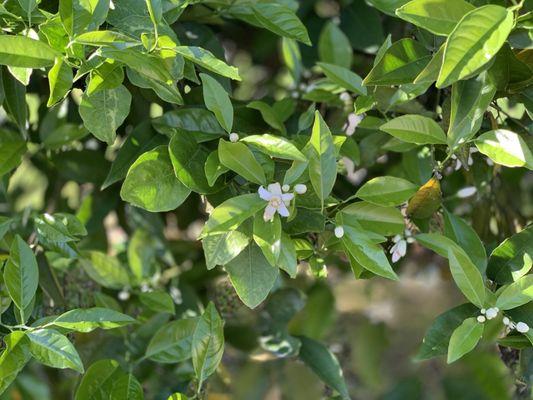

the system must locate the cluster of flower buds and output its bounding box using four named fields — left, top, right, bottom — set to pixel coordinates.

left=477, top=308, right=530, bottom=334
left=477, top=307, right=499, bottom=322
